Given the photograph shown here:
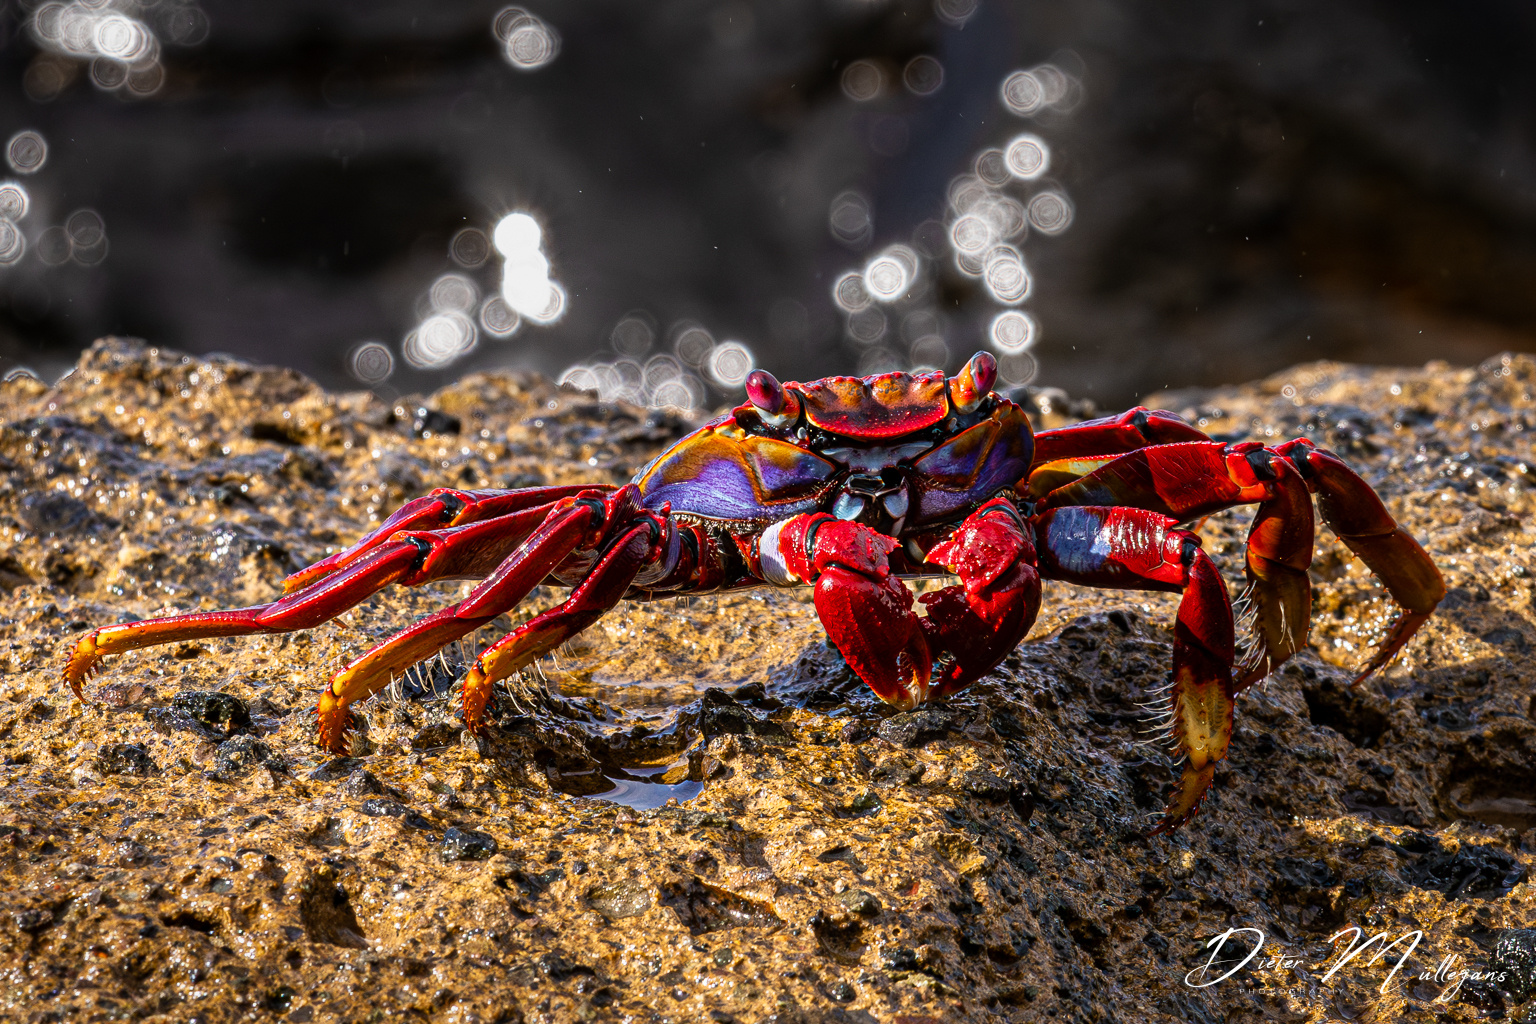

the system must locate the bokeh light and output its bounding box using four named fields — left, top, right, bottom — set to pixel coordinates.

left=6, top=132, right=47, bottom=175
left=840, top=60, right=883, bottom=102
left=1028, top=190, right=1074, bottom=234
left=707, top=340, right=754, bottom=389
left=0, top=183, right=30, bottom=222
left=429, top=273, right=478, bottom=313
left=989, top=310, right=1037, bottom=354
left=997, top=352, right=1039, bottom=386
left=348, top=341, right=395, bottom=385
left=494, top=211, right=566, bottom=324
left=846, top=306, right=887, bottom=345
left=1032, top=64, right=1072, bottom=106
left=495, top=8, right=560, bottom=71
left=1000, top=64, right=1079, bottom=118
left=828, top=190, right=873, bottom=248
left=1005, top=133, right=1049, bottom=180
left=672, top=322, right=715, bottom=368
left=611, top=312, right=656, bottom=357
left=404, top=311, right=478, bottom=369
left=909, top=334, right=949, bottom=370
left=479, top=296, right=520, bottom=338
left=982, top=245, right=1030, bottom=304
left=857, top=346, right=901, bottom=375
left=864, top=245, right=918, bottom=302
left=1000, top=71, right=1043, bottom=117
left=902, top=55, right=944, bottom=96
left=450, top=227, right=490, bottom=268
left=950, top=214, right=992, bottom=254
left=934, top=0, right=980, bottom=27
left=37, top=226, right=71, bottom=266
left=974, top=148, right=1009, bottom=187
left=29, top=1, right=183, bottom=100
left=0, top=220, right=25, bottom=265
left=528, top=281, right=567, bottom=324
left=833, top=271, right=871, bottom=313
left=68, top=209, right=109, bottom=265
